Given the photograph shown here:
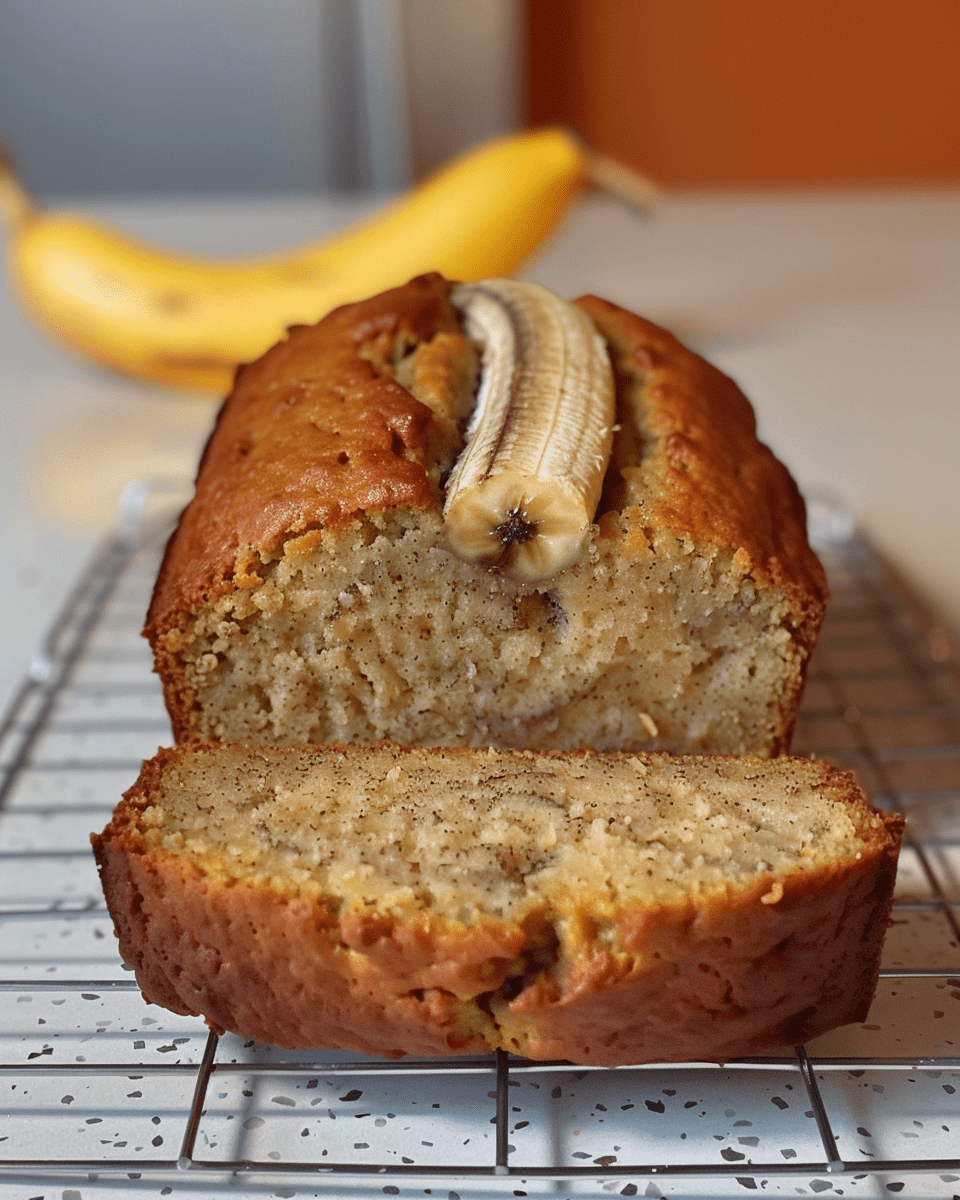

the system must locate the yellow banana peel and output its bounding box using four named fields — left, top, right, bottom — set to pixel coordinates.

left=1, top=129, right=655, bottom=396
